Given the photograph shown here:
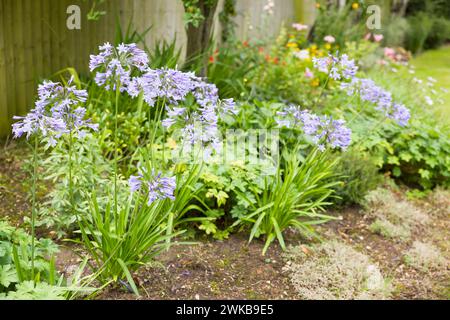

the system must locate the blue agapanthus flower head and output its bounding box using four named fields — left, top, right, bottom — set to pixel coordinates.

left=313, top=53, right=358, bottom=81
left=90, top=42, right=149, bottom=92
left=128, top=169, right=176, bottom=205
left=276, top=105, right=352, bottom=150
left=340, top=77, right=411, bottom=126
left=12, top=78, right=97, bottom=147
